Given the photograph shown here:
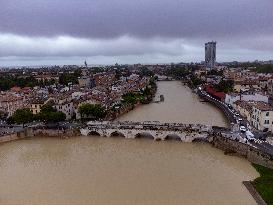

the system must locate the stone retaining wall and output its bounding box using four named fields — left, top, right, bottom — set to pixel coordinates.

left=211, top=134, right=273, bottom=169
left=0, top=129, right=28, bottom=144
left=0, top=133, right=21, bottom=143
left=0, top=128, right=80, bottom=145
left=27, top=128, right=80, bottom=138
